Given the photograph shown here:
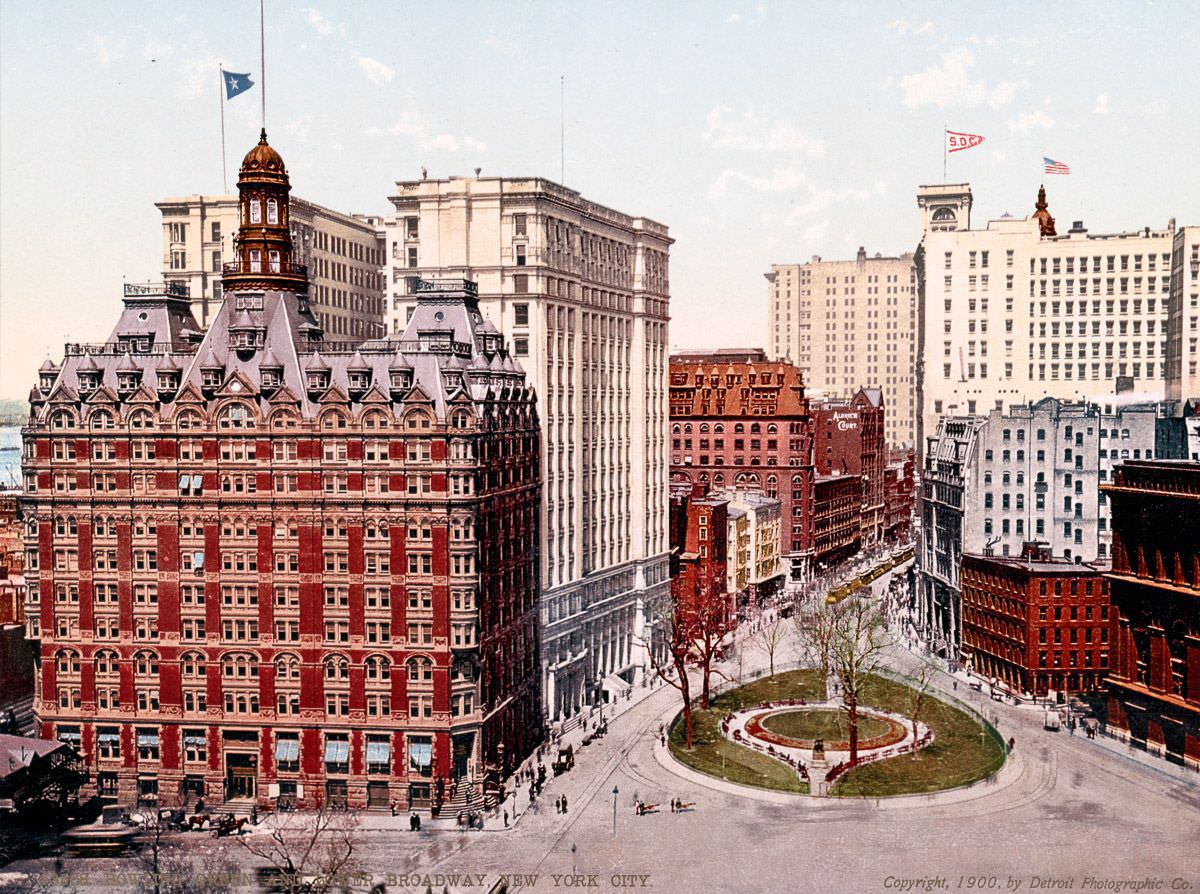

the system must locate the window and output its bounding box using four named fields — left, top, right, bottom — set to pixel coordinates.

left=276, top=734, right=300, bottom=772
left=249, top=199, right=262, bottom=224
left=266, top=198, right=278, bottom=225
left=514, top=303, right=529, bottom=326
left=324, top=735, right=350, bottom=774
